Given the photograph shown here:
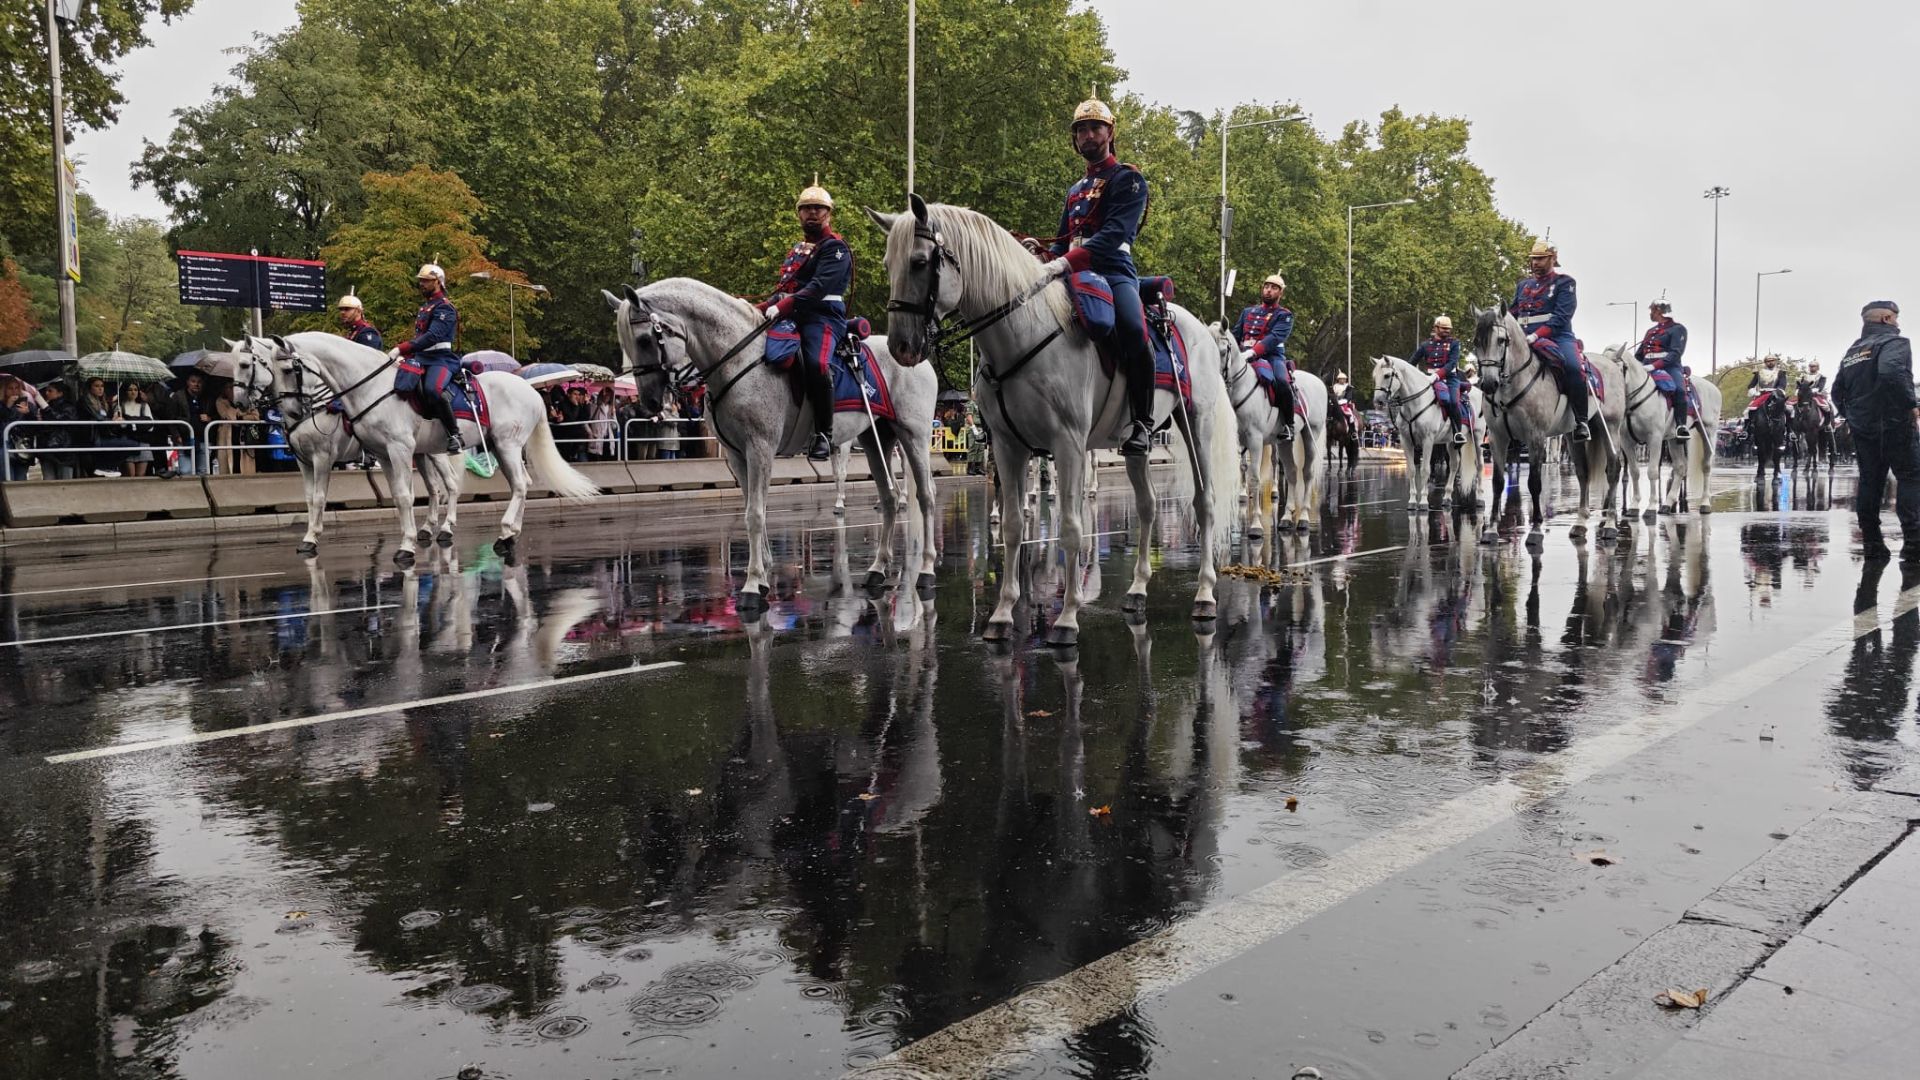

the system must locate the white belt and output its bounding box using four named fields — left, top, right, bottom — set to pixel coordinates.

left=1644, top=351, right=1670, bottom=359
left=423, top=343, right=454, bottom=353
left=823, top=295, right=843, bottom=303
left=1519, top=314, right=1552, bottom=327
